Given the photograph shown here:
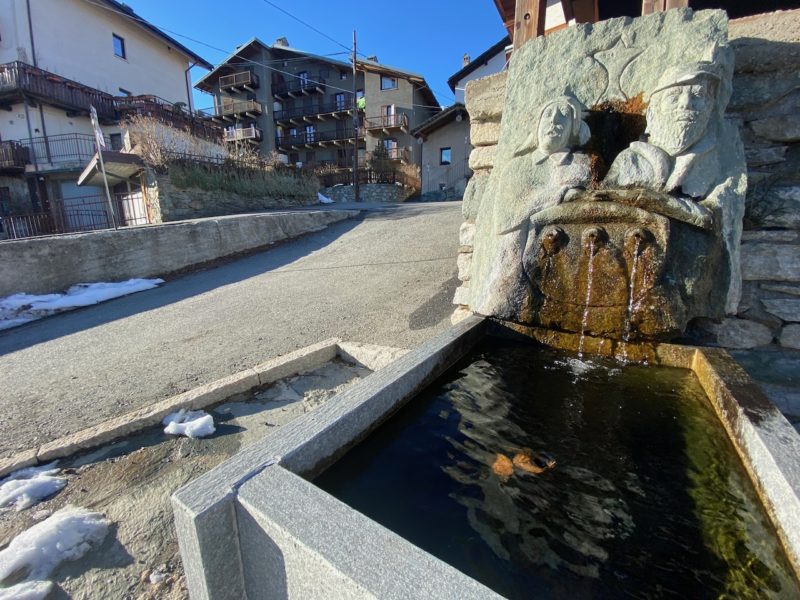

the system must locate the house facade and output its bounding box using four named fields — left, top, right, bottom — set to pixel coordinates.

left=195, top=38, right=439, bottom=170
left=0, top=0, right=215, bottom=235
